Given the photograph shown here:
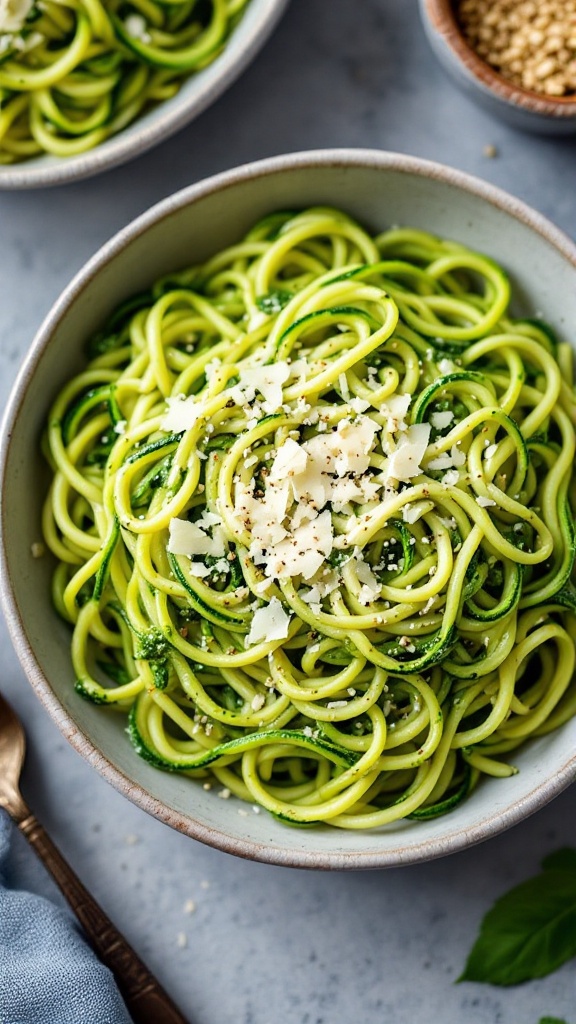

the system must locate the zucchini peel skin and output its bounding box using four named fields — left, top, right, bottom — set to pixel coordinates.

left=42, top=208, right=576, bottom=829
